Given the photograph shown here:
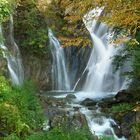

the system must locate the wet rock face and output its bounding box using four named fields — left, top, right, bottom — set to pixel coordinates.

left=120, top=112, right=135, bottom=138
left=22, top=54, right=52, bottom=90
left=97, top=90, right=138, bottom=109
left=115, top=90, right=134, bottom=103
left=98, top=97, right=116, bottom=108
left=48, top=108, right=87, bottom=130
left=64, top=46, right=92, bottom=90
